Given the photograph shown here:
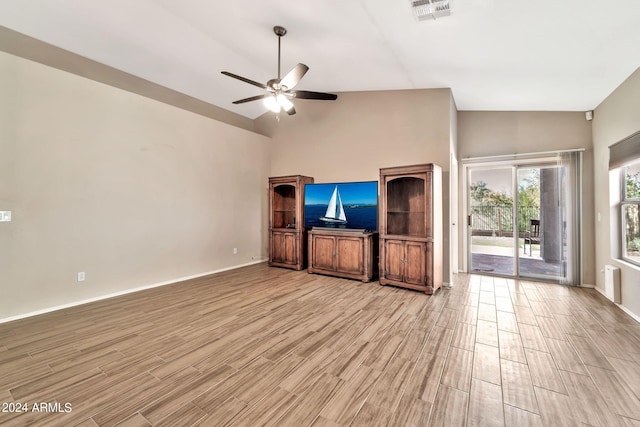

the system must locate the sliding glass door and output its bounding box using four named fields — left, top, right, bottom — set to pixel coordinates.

left=467, top=153, right=581, bottom=284
left=469, top=167, right=515, bottom=276
left=517, top=166, right=565, bottom=281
